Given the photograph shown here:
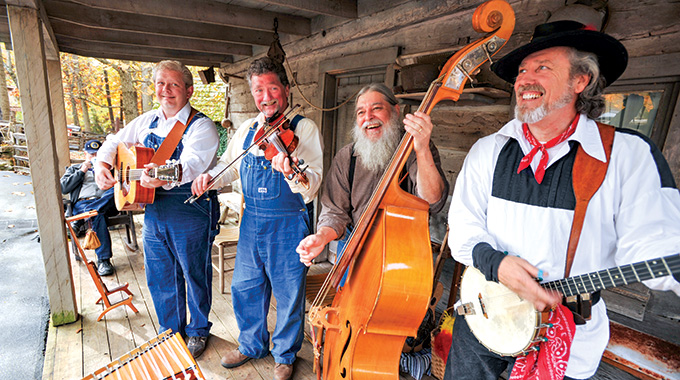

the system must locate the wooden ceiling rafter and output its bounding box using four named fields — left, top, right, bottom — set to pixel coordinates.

left=49, top=19, right=254, bottom=57
left=56, top=35, right=234, bottom=66
left=253, top=0, right=358, bottom=18
left=58, top=0, right=311, bottom=35
left=0, top=0, right=360, bottom=68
